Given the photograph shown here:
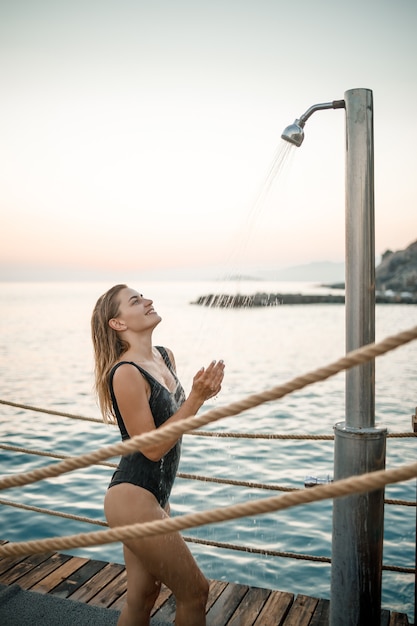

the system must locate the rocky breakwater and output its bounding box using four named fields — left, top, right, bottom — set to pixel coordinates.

left=191, top=292, right=345, bottom=308
left=192, top=239, right=417, bottom=308
left=192, top=288, right=417, bottom=308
